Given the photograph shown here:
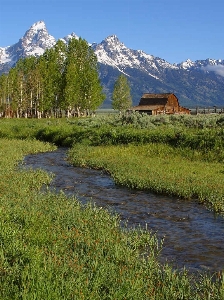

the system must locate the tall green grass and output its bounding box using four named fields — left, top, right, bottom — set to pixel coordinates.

left=68, top=143, right=224, bottom=214
left=0, top=139, right=223, bottom=298
left=1, top=115, right=224, bottom=298
left=1, top=114, right=224, bottom=156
